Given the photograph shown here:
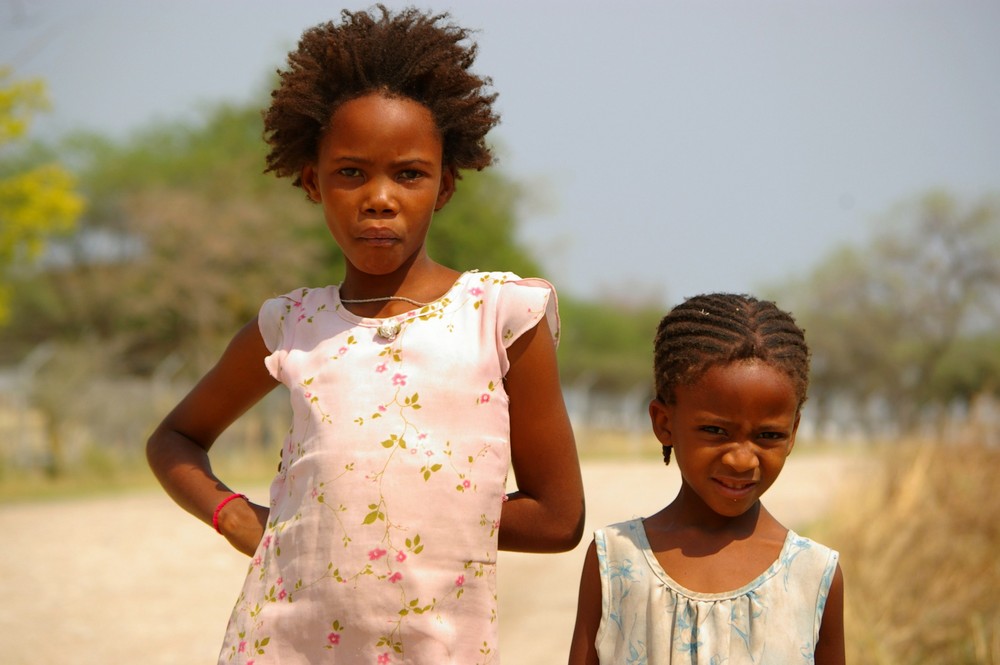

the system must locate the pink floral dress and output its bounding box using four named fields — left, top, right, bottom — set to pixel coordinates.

left=218, top=271, right=558, bottom=665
